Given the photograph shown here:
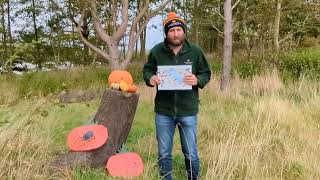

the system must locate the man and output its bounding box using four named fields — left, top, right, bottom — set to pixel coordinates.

left=143, top=12, right=211, bottom=180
